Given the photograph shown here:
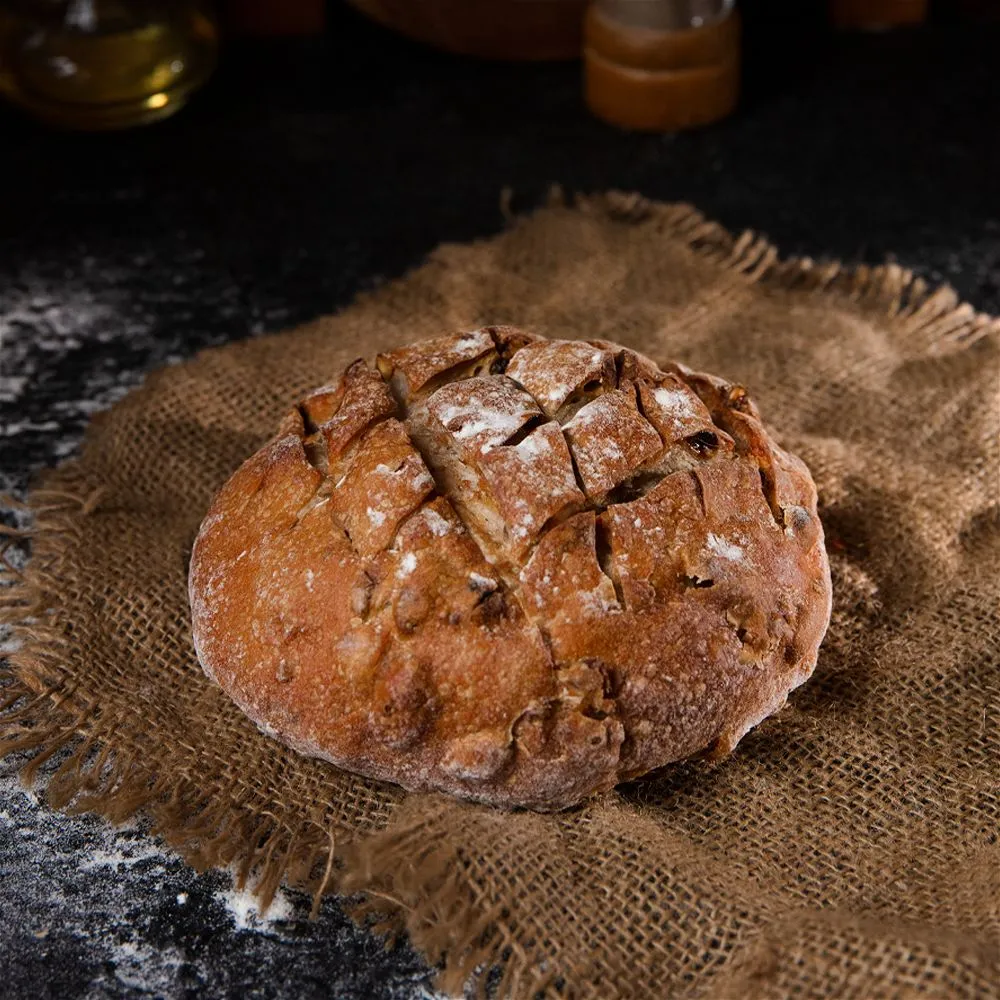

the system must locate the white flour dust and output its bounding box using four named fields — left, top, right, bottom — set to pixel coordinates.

left=0, top=762, right=444, bottom=998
